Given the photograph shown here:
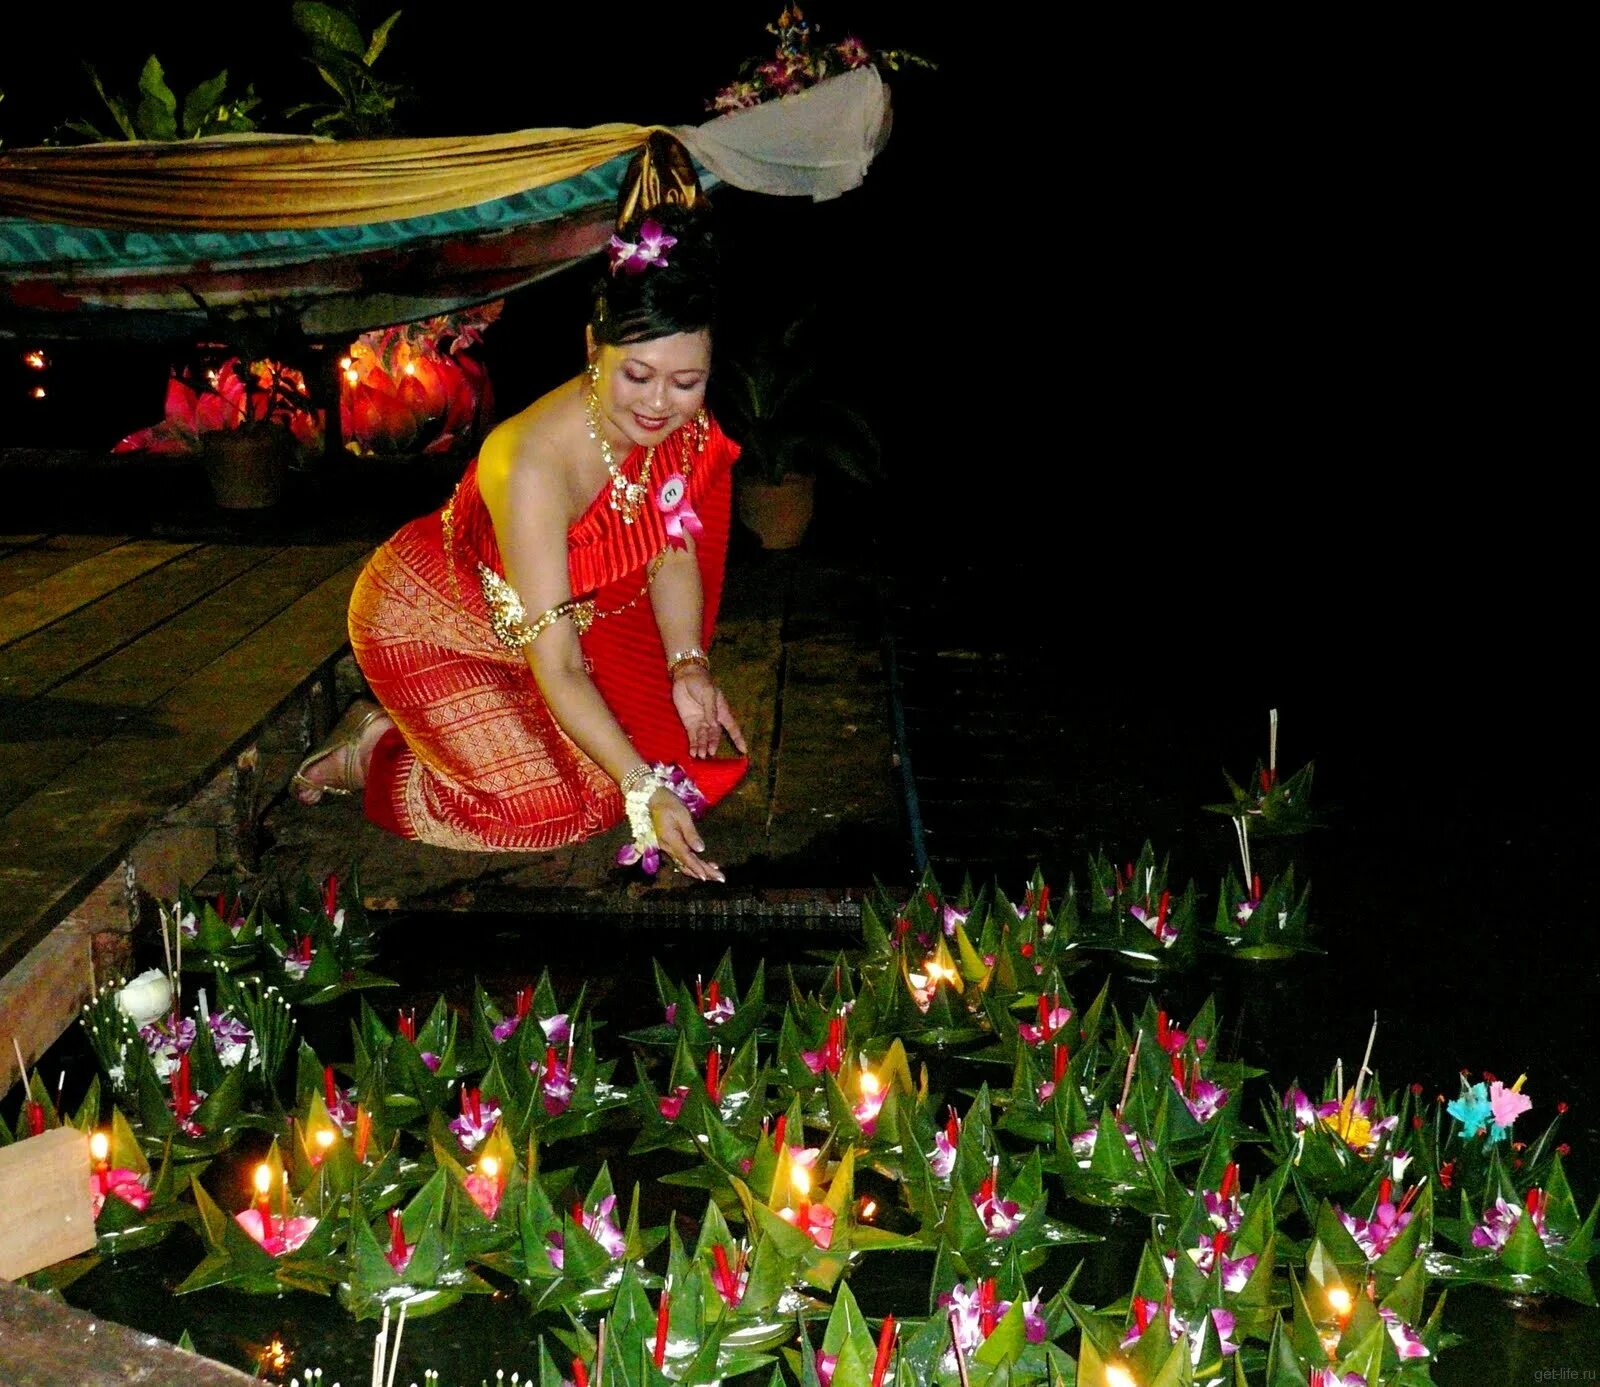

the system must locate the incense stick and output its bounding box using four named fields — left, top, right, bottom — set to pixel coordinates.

left=1353, top=1013, right=1378, bottom=1108
left=13, top=1036, right=28, bottom=1093
left=1232, top=816, right=1252, bottom=882
left=160, top=908, right=174, bottom=983
left=1269, top=707, right=1278, bottom=775
left=385, top=1302, right=407, bottom=1387
left=1117, top=1029, right=1142, bottom=1117
left=594, top=1318, right=607, bottom=1384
